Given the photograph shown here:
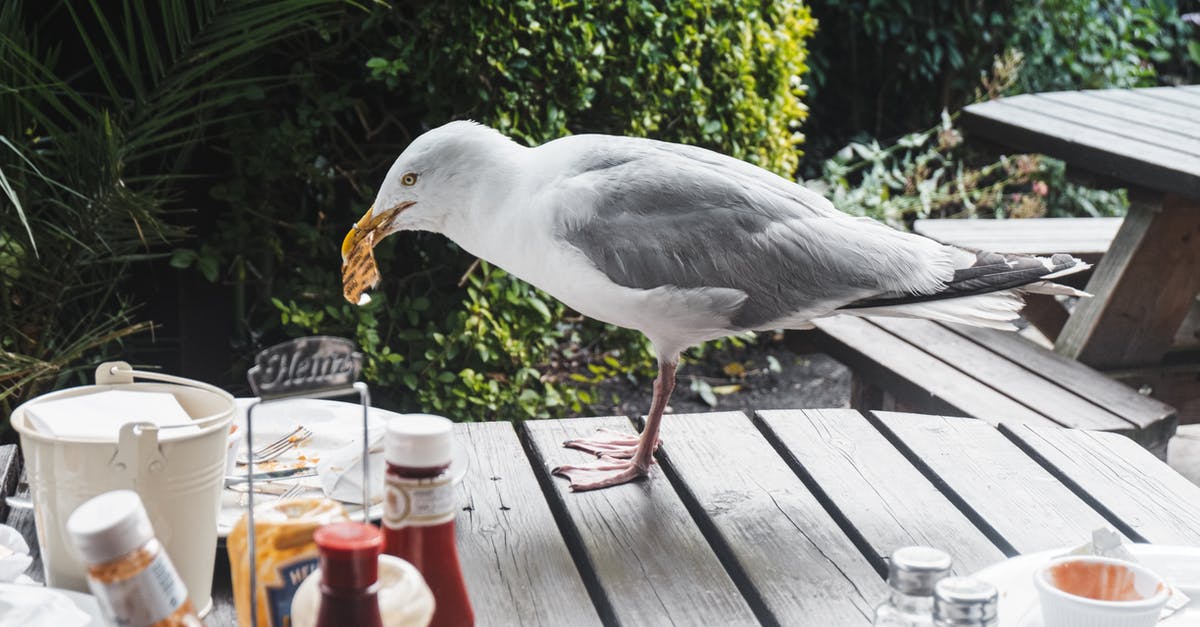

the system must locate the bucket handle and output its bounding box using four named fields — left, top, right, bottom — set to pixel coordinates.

left=110, top=422, right=168, bottom=483
left=95, top=361, right=233, bottom=429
